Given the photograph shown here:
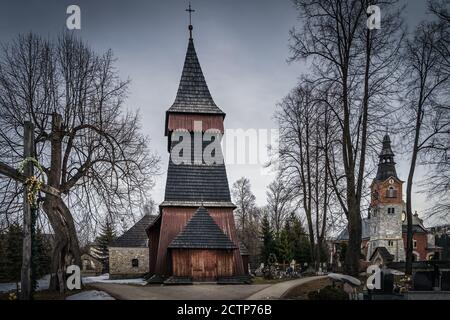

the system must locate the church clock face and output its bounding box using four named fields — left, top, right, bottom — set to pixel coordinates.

left=401, top=212, right=406, bottom=222
left=389, top=178, right=394, bottom=185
